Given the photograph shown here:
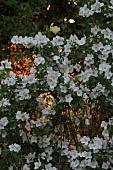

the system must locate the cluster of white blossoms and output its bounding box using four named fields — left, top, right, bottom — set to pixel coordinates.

left=19, top=129, right=38, bottom=144
left=89, top=83, right=108, bottom=99
left=42, top=106, right=56, bottom=115
left=79, top=0, right=104, bottom=17
left=1, top=27, right=113, bottom=168
left=1, top=71, right=17, bottom=86
left=16, top=88, right=31, bottom=100
left=1, top=1, right=113, bottom=169
left=11, top=32, right=49, bottom=48
left=15, top=111, right=29, bottom=121
left=46, top=68, right=61, bottom=90
left=61, top=117, right=113, bottom=169
left=7, top=115, right=112, bottom=169
left=1, top=76, right=16, bottom=86
left=11, top=32, right=86, bottom=49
